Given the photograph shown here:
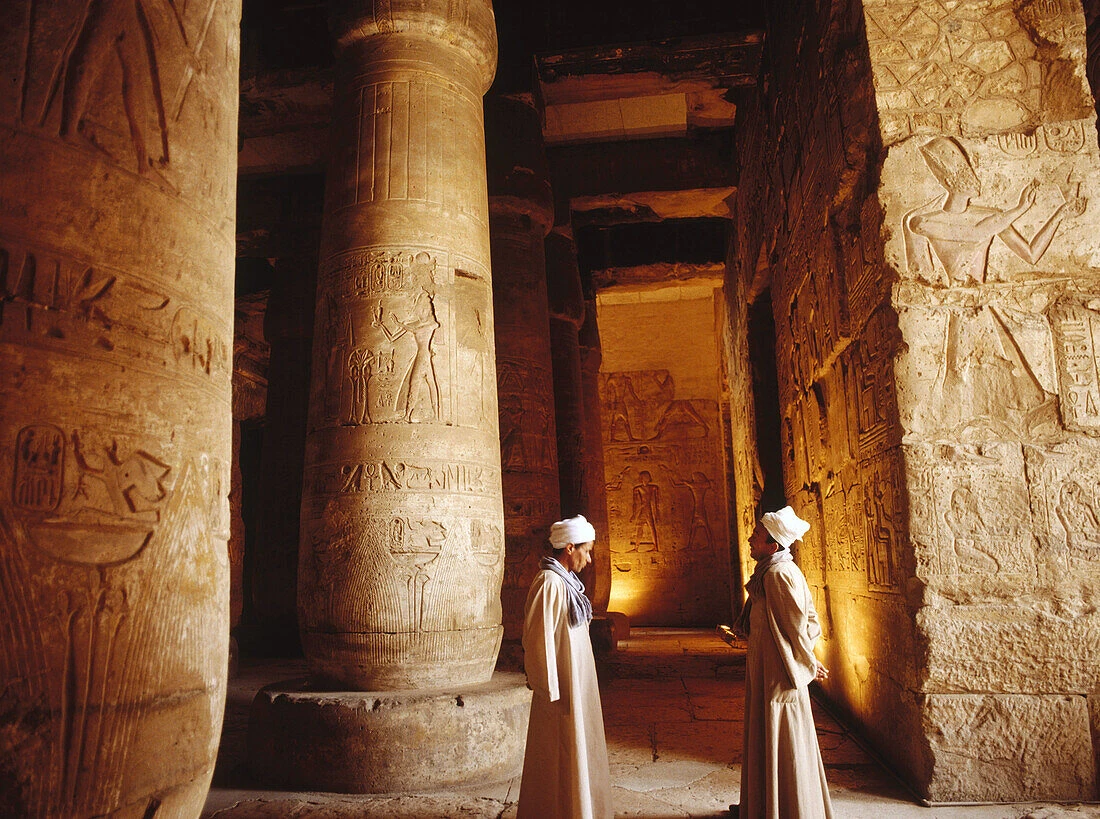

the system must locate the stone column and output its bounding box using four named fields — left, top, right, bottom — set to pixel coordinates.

left=298, top=0, right=504, bottom=691
left=250, top=235, right=318, bottom=655
left=486, top=95, right=560, bottom=641
left=250, top=3, right=530, bottom=794
left=578, top=299, right=612, bottom=615
left=231, top=287, right=271, bottom=667
left=546, top=229, right=588, bottom=519
left=0, top=0, right=240, bottom=815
